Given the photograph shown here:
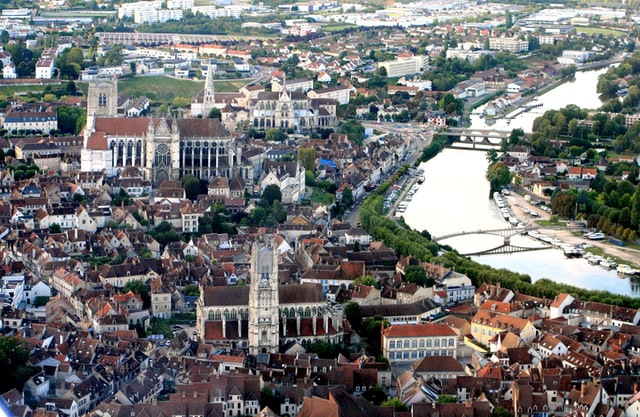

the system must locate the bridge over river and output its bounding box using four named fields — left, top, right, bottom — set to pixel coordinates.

left=440, top=128, right=511, bottom=150
left=433, top=226, right=553, bottom=256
